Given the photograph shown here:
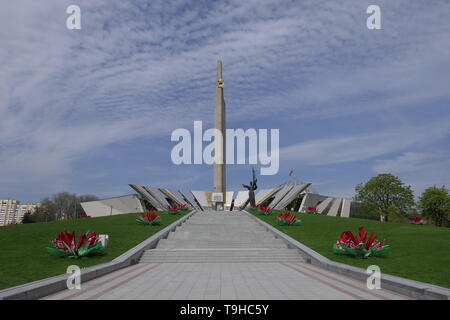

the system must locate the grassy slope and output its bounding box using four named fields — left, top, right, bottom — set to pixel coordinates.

left=0, top=211, right=189, bottom=290
left=248, top=209, right=450, bottom=289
